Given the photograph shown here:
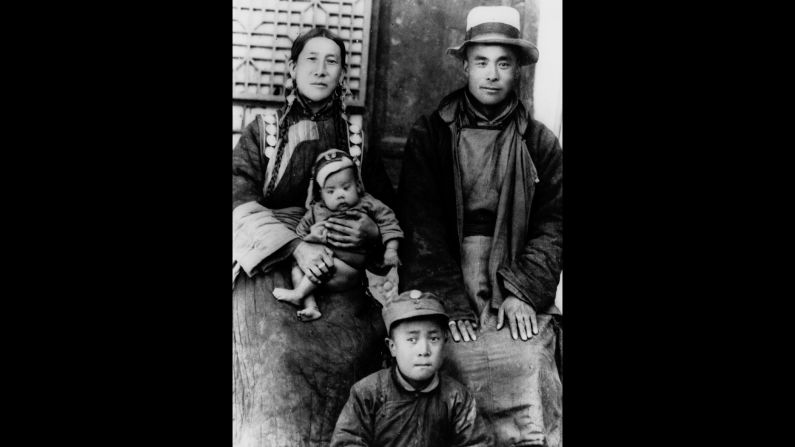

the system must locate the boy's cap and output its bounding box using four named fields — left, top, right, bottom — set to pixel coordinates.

left=314, top=149, right=355, bottom=187
left=382, top=290, right=449, bottom=333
